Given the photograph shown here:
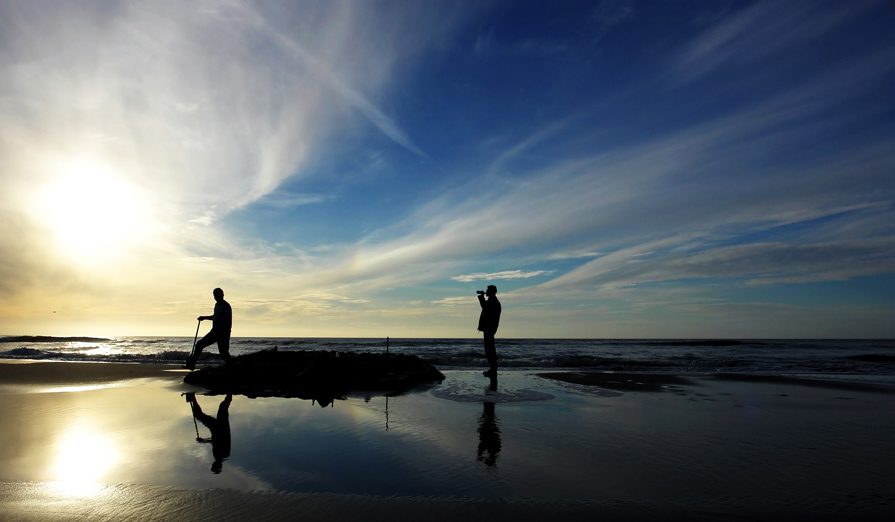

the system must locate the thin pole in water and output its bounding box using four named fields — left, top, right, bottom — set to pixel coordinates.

left=386, top=336, right=389, bottom=356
